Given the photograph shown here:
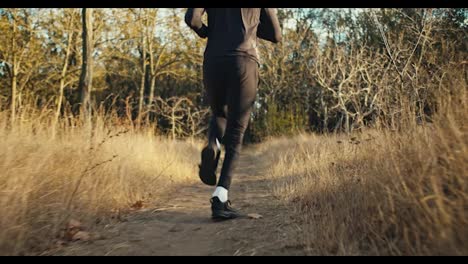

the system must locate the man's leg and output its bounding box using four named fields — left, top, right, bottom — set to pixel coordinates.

left=207, top=106, right=228, bottom=150
left=211, top=56, right=258, bottom=220
left=204, top=58, right=228, bottom=148
left=217, top=56, right=258, bottom=191
left=199, top=59, right=227, bottom=186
